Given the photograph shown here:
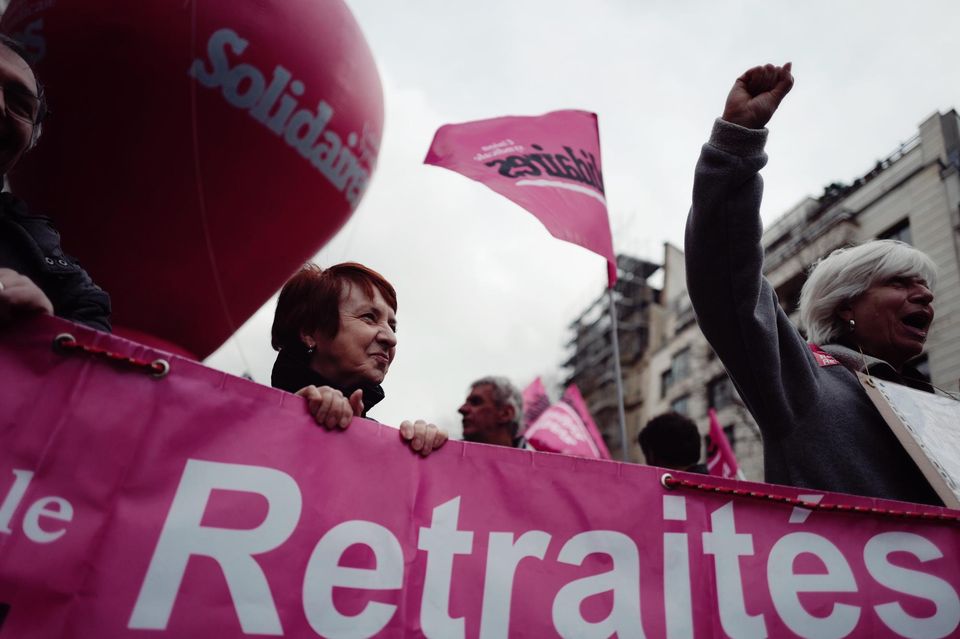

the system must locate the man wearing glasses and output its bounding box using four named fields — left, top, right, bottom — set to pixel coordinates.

left=0, top=35, right=110, bottom=330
